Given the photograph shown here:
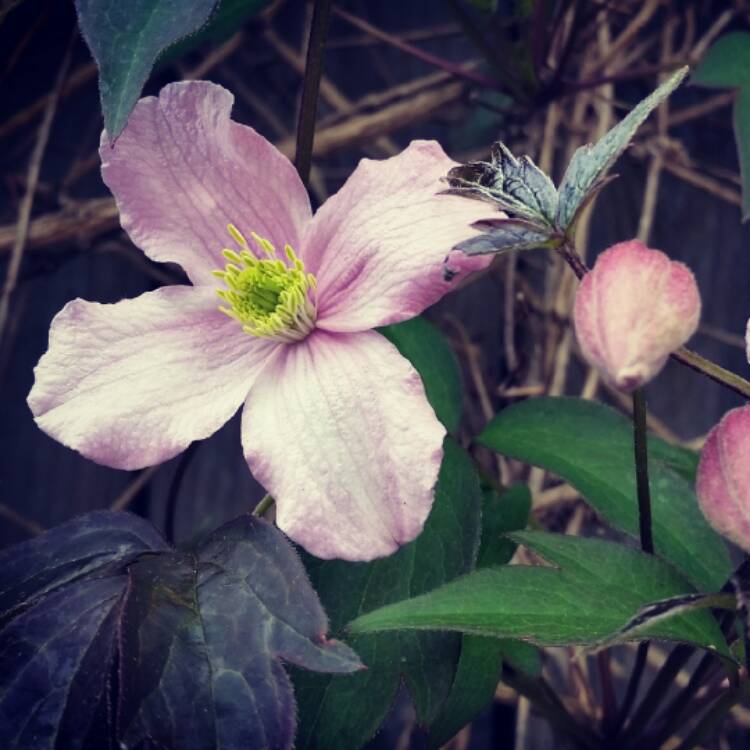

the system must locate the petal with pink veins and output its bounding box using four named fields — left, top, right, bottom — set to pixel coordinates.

left=100, top=81, right=312, bottom=285
left=242, top=329, right=446, bottom=560
left=28, top=286, right=278, bottom=470
left=304, top=140, right=494, bottom=332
